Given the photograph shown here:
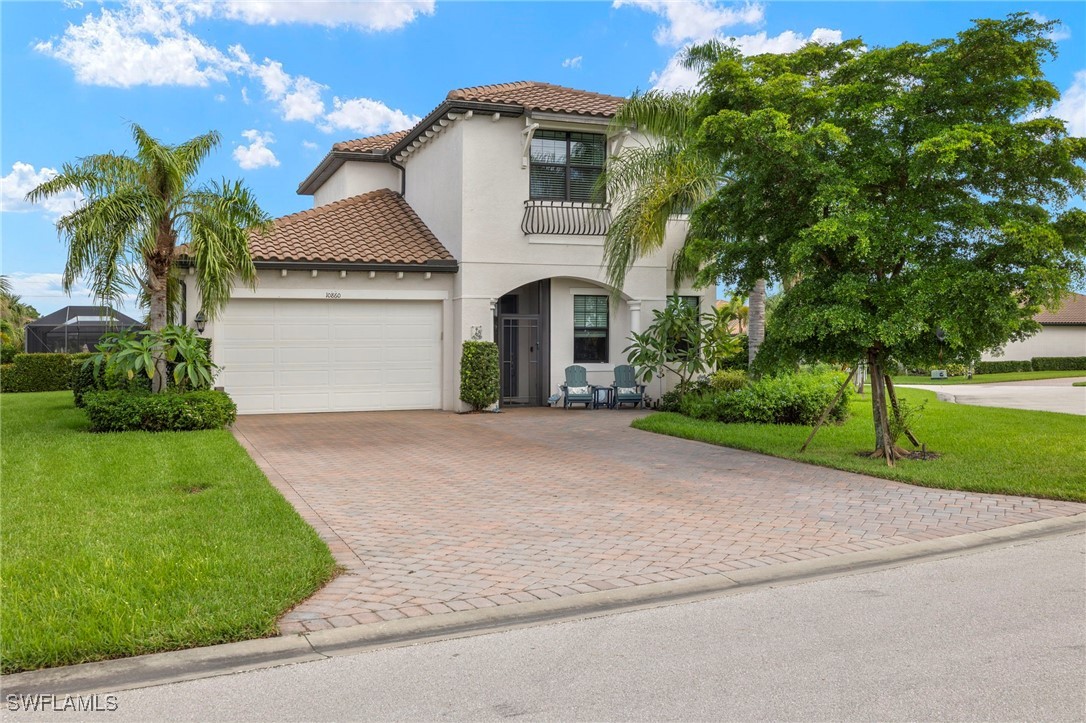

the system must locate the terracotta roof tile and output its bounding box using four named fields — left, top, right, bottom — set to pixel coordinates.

left=332, top=130, right=410, bottom=153
left=446, top=81, right=624, bottom=117
left=249, top=189, right=454, bottom=265
left=1036, top=292, right=1086, bottom=325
